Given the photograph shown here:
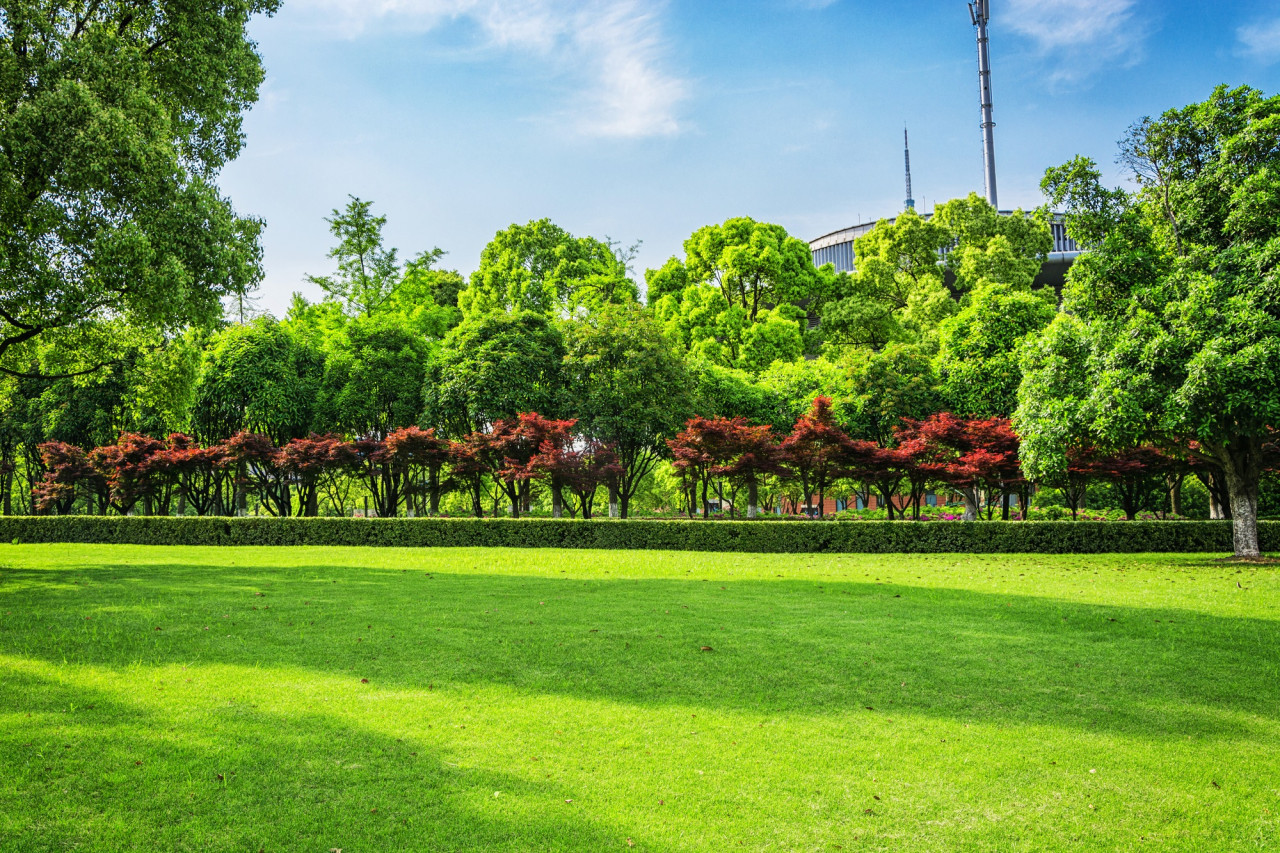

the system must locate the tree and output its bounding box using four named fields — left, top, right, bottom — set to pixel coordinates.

left=644, top=257, right=690, bottom=306
left=711, top=420, right=787, bottom=519
left=33, top=442, right=100, bottom=515
left=668, top=417, right=737, bottom=518
left=562, top=305, right=694, bottom=518
left=459, top=219, right=638, bottom=317
left=88, top=434, right=170, bottom=515
left=910, top=414, right=1022, bottom=521
left=683, top=218, right=828, bottom=325
left=530, top=435, right=621, bottom=519
left=0, top=0, right=275, bottom=377
left=222, top=431, right=289, bottom=516
left=844, top=344, right=942, bottom=448
left=191, top=318, right=322, bottom=445
left=820, top=208, right=953, bottom=349
left=277, top=435, right=356, bottom=517
left=423, top=311, right=567, bottom=439
left=316, top=316, right=430, bottom=439
left=781, top=397, right=853, bottom=519
left=162, top=433, right=231, bottom=517
left=385, top=426, right=451, bottom=516
left=932, top=193, right=1052, bottom=292
left=1029, top=86, right=1280, bottom=556
left=936, top=284, right=1056, bottom=417
left=486, top=413, right=575, bottom=519
left=739, top=309, right=804, bottom=374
